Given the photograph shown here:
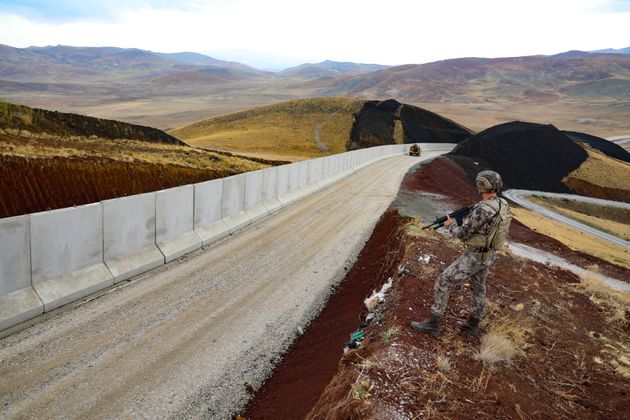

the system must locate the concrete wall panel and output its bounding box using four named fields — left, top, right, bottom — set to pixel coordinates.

left=103, top=193, right=164, bottom=282
left=244, top=171, right=264, bottom=210
left=30, top=204, right=113, bottom=311
left=278, top=163, right=303, bottom=206
left=244, top=170, right=269, bottom=223
left=289, top=163, right=301, bottom=191
left=308, top=158, right=323, bottom=185
left=195, top=178, right=223, bottom=226
left=194, top=178, right=229, bottom=246
left=0, top=216, right=31, bottom=296
left=156, top=185, right=201, bottom=263
left=0, top=216, right=42, bottom=331
left=261, top=167, right=281, bottom=213
left=222, top=174, right=245, bottom=218
left=276, top=165, right=291, bottom=197
left=297, top=161, right=308, bottom=189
